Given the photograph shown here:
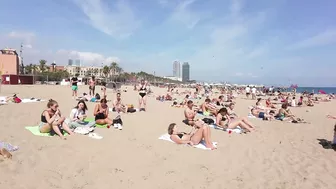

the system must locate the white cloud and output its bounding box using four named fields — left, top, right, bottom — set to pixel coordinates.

left=56, top=50, right=120, bottom=66
left=73, top=0, right=141, bottom=39
left=168, top=0, right=201, bottom=29
left=7, top=31, right=35, bottom=48
left=286, top=29, right=336, bottom=50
